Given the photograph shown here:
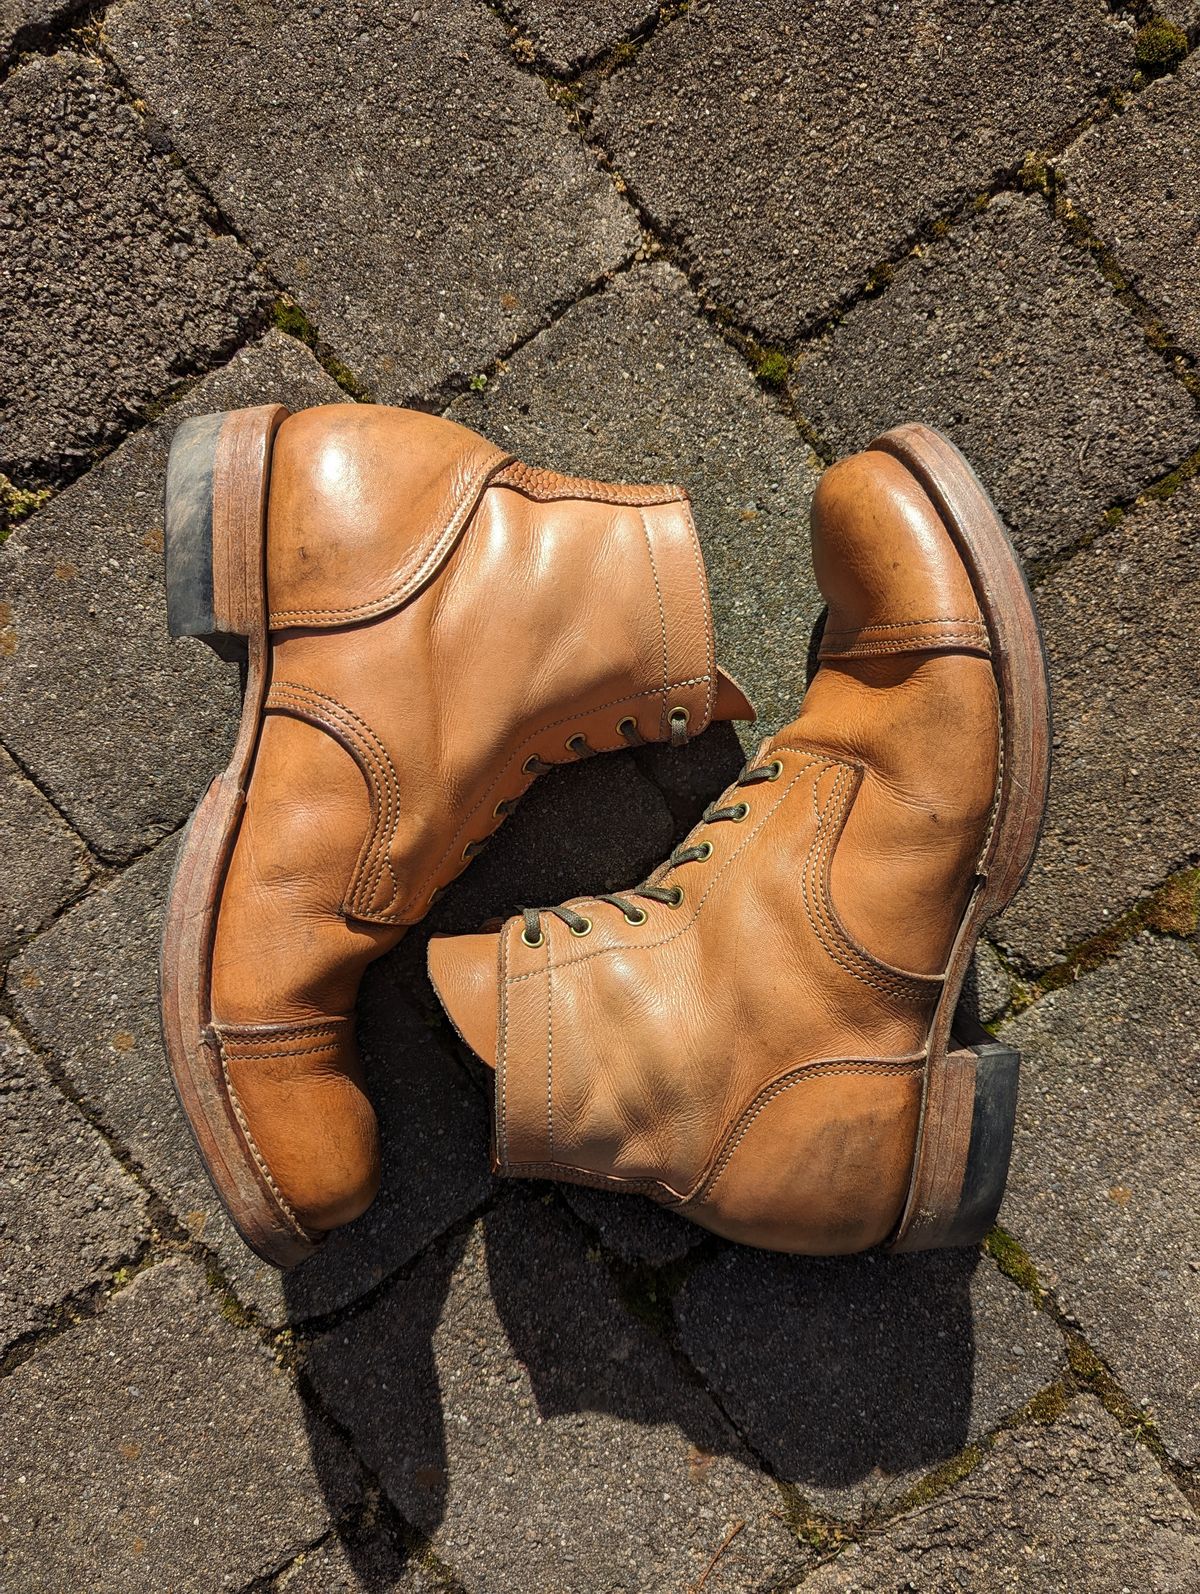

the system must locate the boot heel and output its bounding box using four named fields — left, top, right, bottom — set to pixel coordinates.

left=891, top=1014, right=1020, bottom=1252
left=164, top=404, right=289, bottom=662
